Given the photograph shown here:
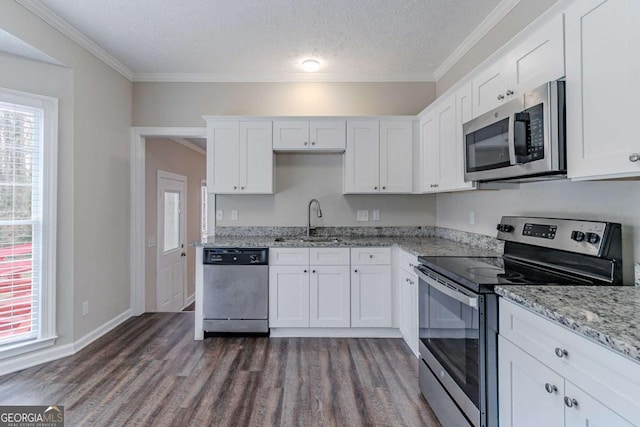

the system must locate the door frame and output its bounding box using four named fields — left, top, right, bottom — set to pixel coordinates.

left=156, top=170, right=187, bottom=311
left=130, top=127, right=207, bottom=316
